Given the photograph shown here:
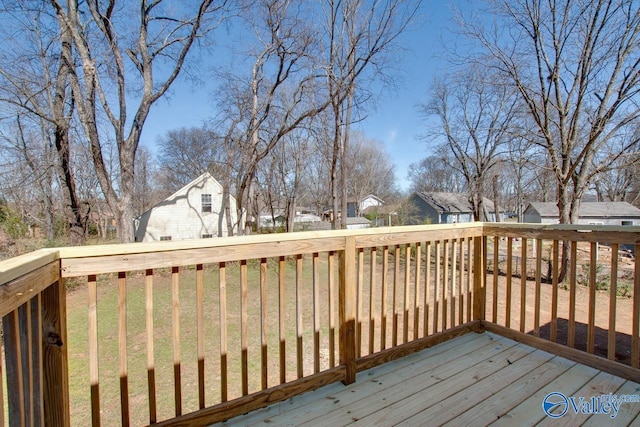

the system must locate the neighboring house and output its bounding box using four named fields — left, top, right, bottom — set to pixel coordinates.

left=346, top=217, right=371, bottom=230
left=408, top=192, right=497, bottom=224
left=134, top=172, right=242, bottom=242
left=523, top=202, right=640, bottom=225
left=347, top=194, right=384, bottom=217
left=259, top=210, right=286, bottom=229
left=259, top=211, right=322, bottom=229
